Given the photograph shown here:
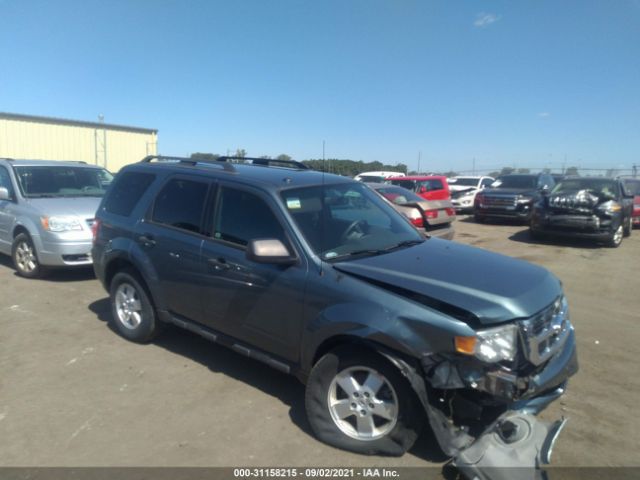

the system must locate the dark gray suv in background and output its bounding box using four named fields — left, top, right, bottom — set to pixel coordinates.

left=92, top=156, right=578, bottom=476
